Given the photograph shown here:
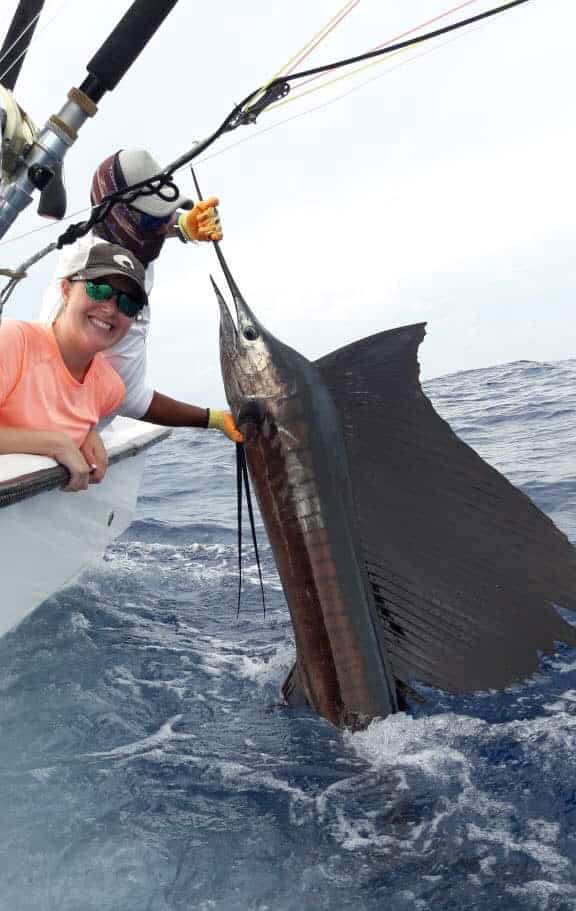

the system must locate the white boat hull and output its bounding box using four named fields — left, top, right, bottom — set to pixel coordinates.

left=0, top=419, right=170, bottom=637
